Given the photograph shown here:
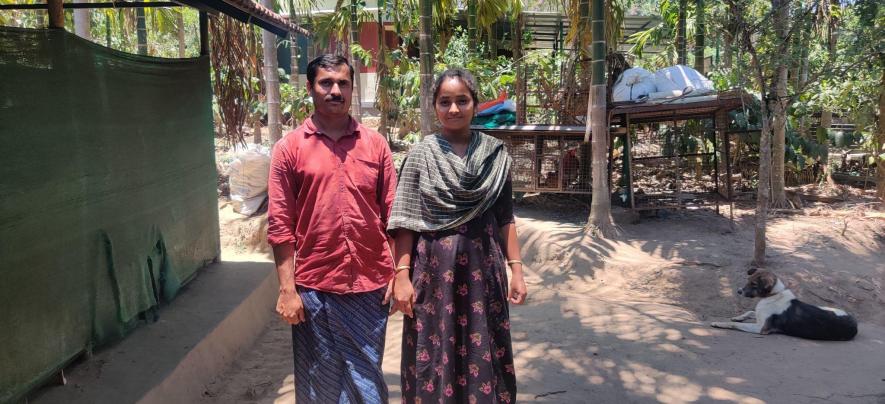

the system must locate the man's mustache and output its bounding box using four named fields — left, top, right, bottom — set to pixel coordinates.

left=325, top=95, right=345, bottom=102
